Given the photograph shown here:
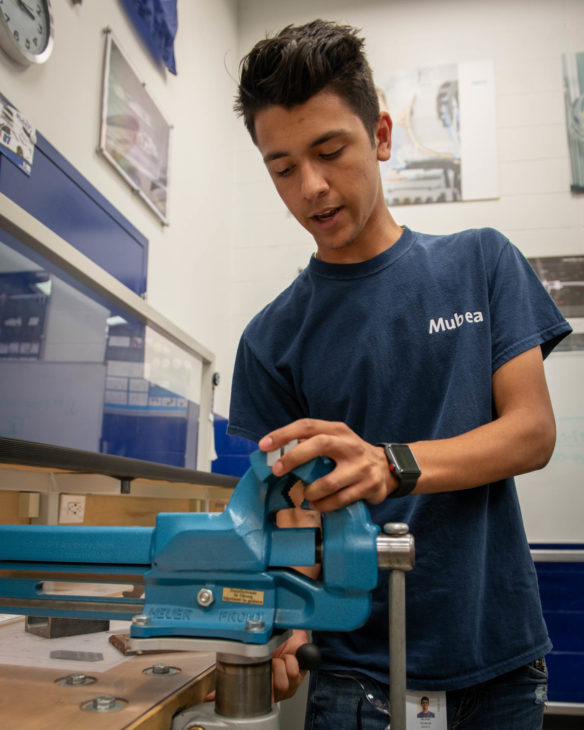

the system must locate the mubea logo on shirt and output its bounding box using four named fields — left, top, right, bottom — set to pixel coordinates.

left=429, top=311, right=484, bottom=334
